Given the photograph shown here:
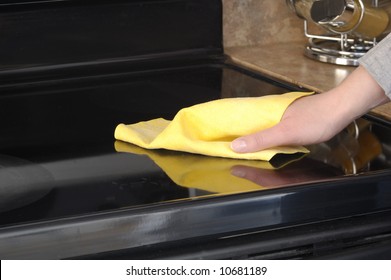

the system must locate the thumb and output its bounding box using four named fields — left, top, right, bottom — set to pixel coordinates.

left=231, top=124, right=288, bottom=153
